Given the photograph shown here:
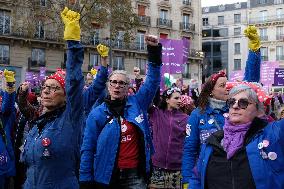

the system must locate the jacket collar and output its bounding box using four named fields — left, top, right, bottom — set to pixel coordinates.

left=207, top=117, right=269, bottom=149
